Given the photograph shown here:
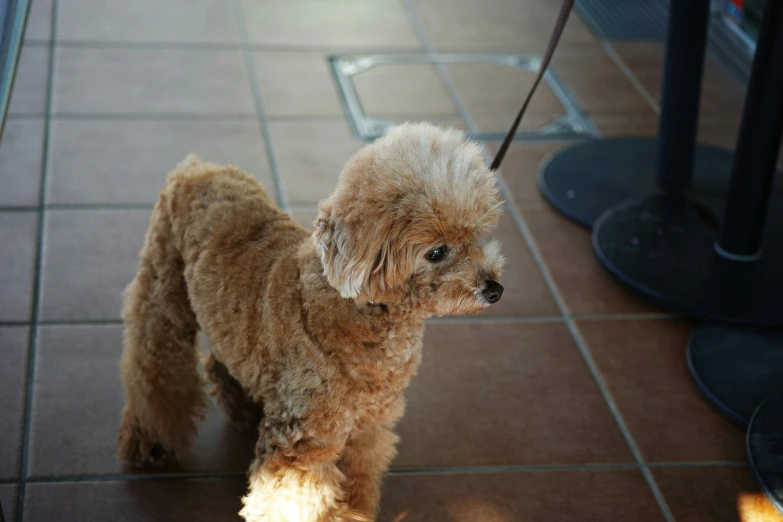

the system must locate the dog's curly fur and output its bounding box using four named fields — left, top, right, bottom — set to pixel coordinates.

left=117, top=122, right=505, bottom=521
